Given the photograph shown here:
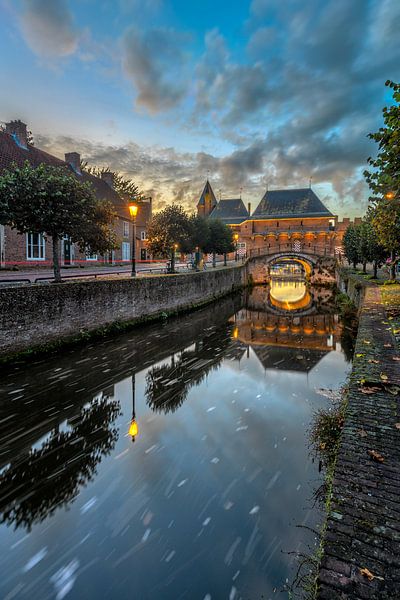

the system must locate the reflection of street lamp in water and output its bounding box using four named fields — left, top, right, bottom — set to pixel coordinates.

left=128, top=374, right=139, bottom=443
